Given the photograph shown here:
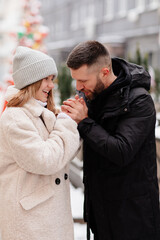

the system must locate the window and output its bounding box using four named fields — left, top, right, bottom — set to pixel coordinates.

left=70, top=8, right=79, bottom=31
left=127, top=0, right=140, bottom=23
left=118, top=0, right=127, bottom=17
left=88, top=3, right=95, bottom=19
left=128, top=0, right=136, bottom=10
left=80, top=5, right=87, bottom=27
left=55, top=21, right=63, bottom=37
left=80, top=2, right=95, bottom=27
left=54, top=11, right=64, bottom=38
left=136, top=0, right=145, bottom=12
left=147, top=0, right=159, bottom=9
left=0, top=0, right=5, bottom=15
left=128, top=0, right=145, bottom=12
left=105, top=0, right=114, bottom=20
